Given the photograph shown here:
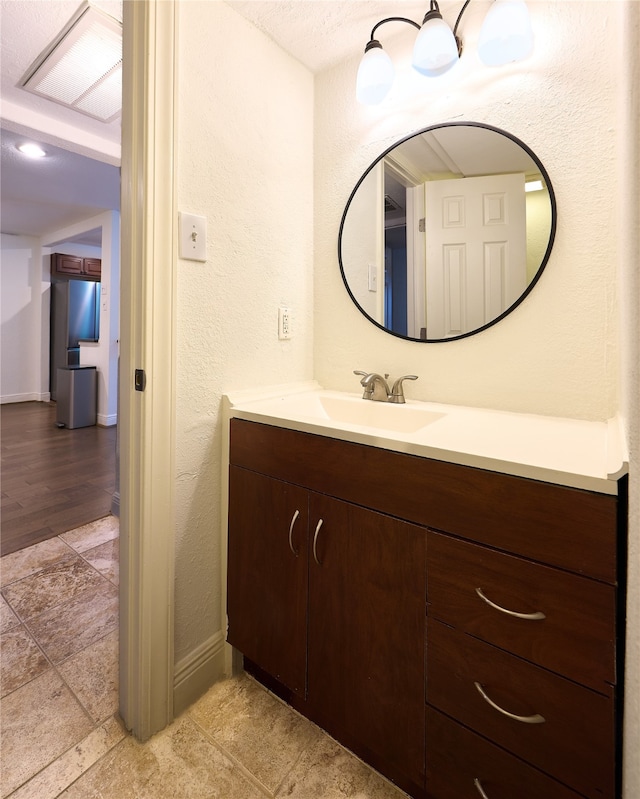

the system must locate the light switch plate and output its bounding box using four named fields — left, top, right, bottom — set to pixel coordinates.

left=179, top=212, right=207, bottom=261
left=368, top=264, right=377, bottom=292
